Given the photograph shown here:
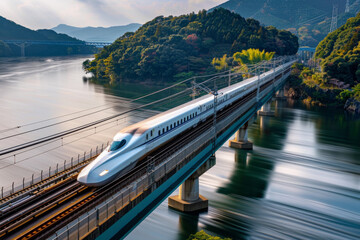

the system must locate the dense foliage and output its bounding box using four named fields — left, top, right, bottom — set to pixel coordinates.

left=288, top=63, right=343, bottom=106
left=211, top=48, right=274, bottom=71
left=213, top=0, right=360, bottom=47
left=315, top=12, right=360, bottom=86
left=0, top=16, right=96, bottom=57
left=233, top=48, right=274, bottom=65
left=85, top=9, right=298, bottom=83
left=187, top=230, right=231, bottom=240
left=288, top=13, right=360, bottom=107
